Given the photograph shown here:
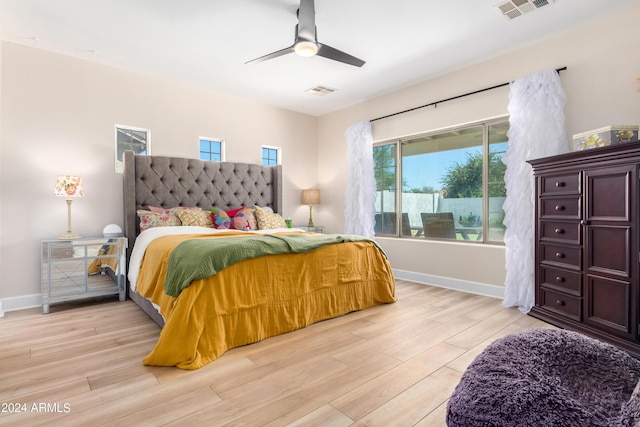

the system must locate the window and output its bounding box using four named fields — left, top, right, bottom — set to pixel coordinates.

left=199, top=137, right=224, bottom=161
left=373, top=118, right=508, bottom=243
left=115, top=125, right=150, bottom=173
left=262, top=146, right=281, bottom=166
